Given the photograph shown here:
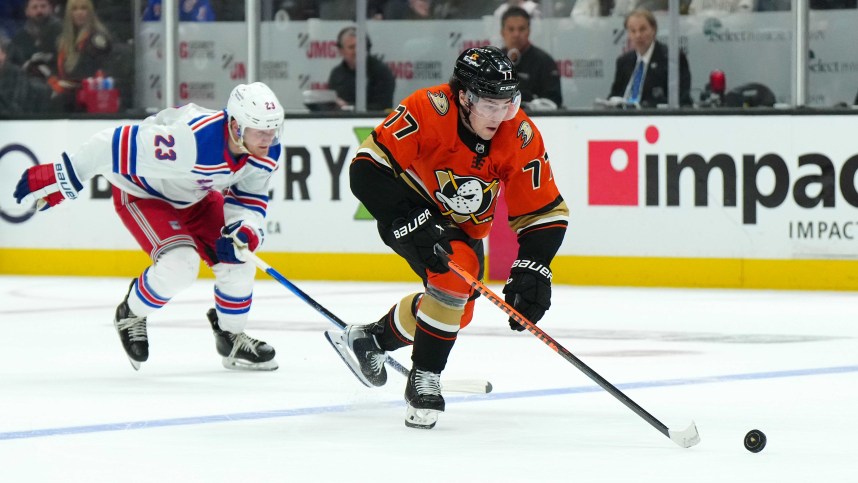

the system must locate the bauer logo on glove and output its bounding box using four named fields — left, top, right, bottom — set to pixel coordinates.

left=14, top=154, right=83, bottom=211
left=509, top=259, right=552, bottom=280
